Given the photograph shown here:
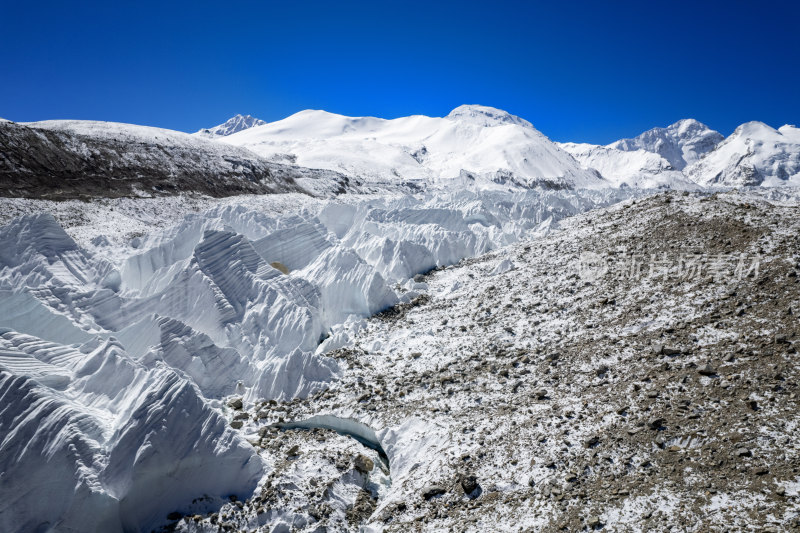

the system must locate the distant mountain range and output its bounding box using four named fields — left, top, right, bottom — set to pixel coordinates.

left=1, top=106, right=798, bottom=200
left=212, top=105, right=799, bottom=189
left=561, top=118, right=800, bottom=188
